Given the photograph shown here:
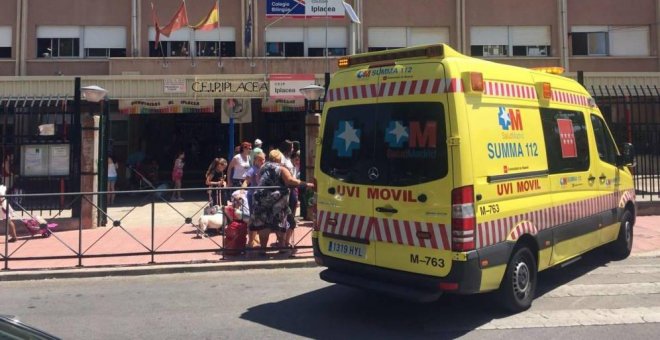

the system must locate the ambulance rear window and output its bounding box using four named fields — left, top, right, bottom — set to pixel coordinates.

left=320, top=102, right=448, bottom=186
